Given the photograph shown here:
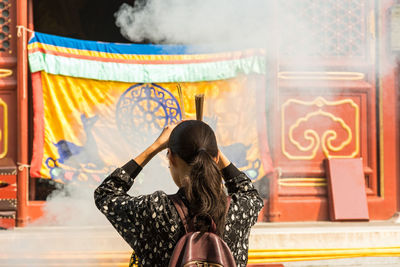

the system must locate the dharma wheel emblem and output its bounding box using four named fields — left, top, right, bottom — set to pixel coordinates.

left=116, top=83, right=182, bottom=142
